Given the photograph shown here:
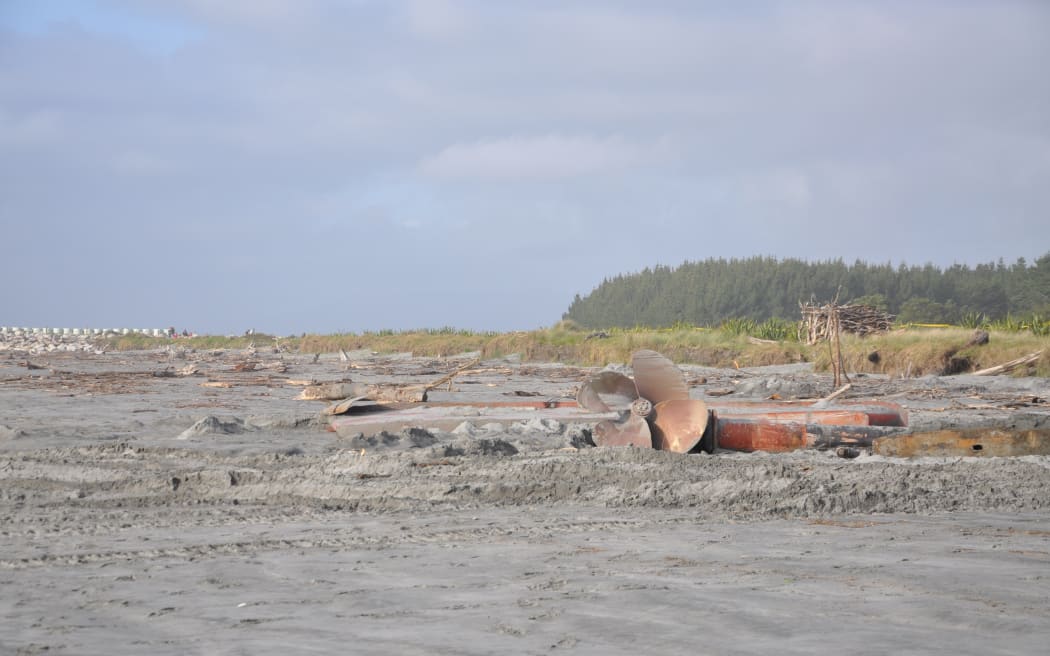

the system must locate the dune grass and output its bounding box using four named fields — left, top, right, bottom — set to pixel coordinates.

left=809, top=328, right=1049, bottom=377
left=99, top=325, right=1048, bottom=376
